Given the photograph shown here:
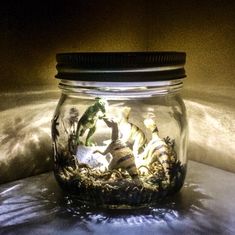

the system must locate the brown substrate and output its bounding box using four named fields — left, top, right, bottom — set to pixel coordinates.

left=54, top=158, right=186, bottom=208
